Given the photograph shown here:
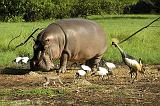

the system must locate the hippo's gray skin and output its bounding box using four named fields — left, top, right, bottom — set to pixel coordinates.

left=30, top=19, right=107, bottom=73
